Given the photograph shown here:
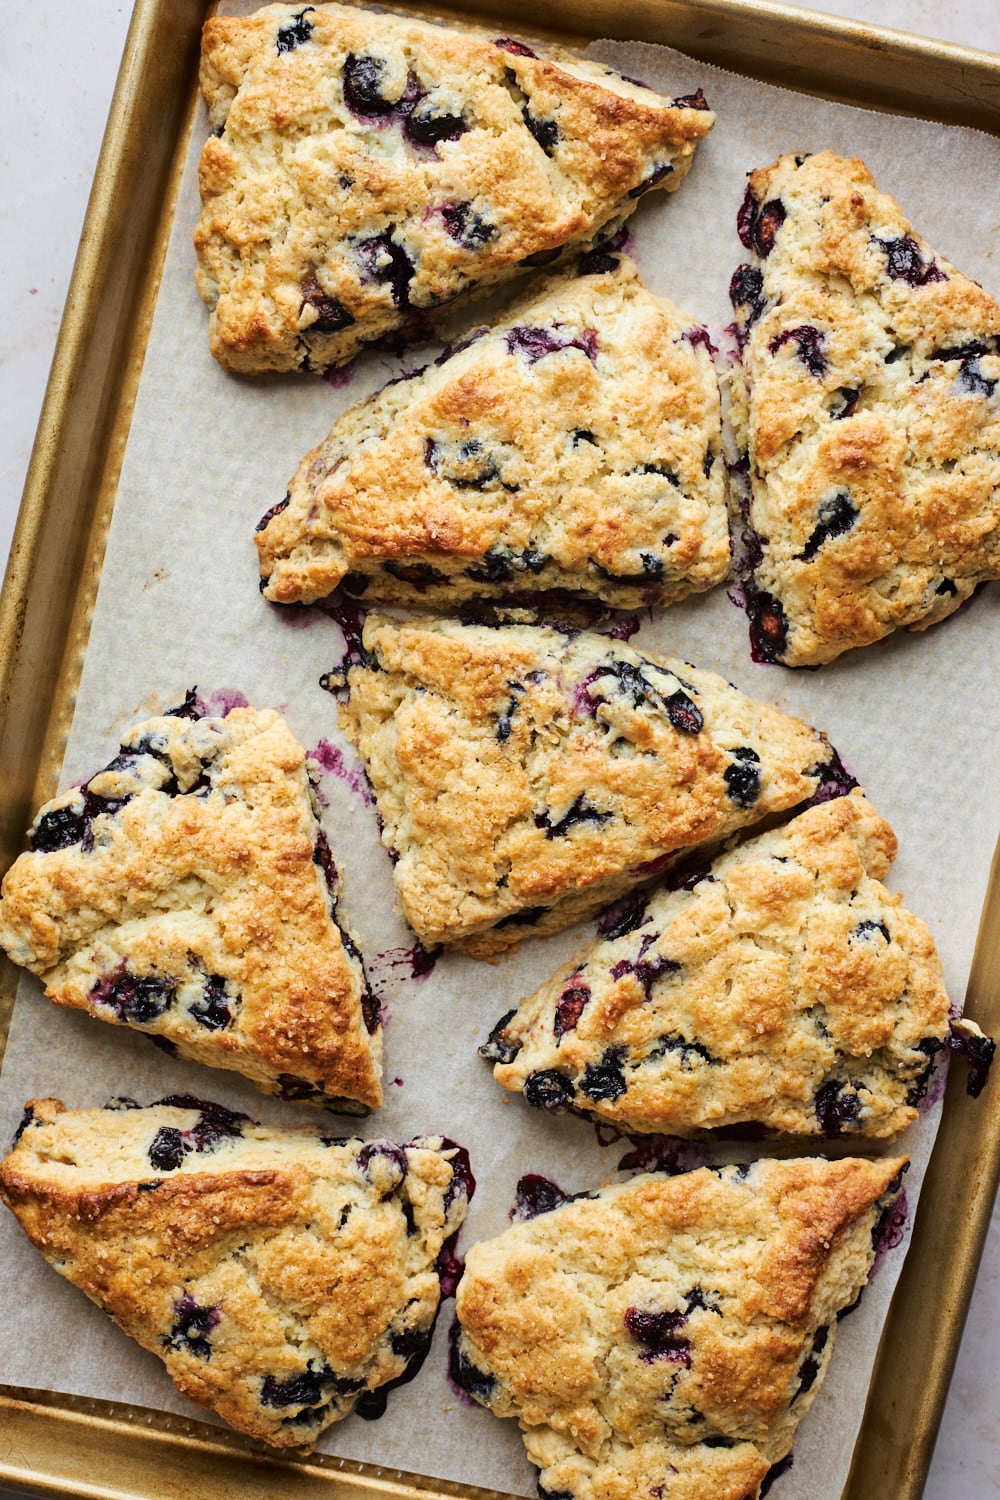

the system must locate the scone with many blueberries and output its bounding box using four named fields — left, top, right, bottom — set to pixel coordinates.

left=195, top=2, right=714, bottom=372
left=0, top=699, right=382, bottom=1113
left=256, top=255, right=728, bottom=611
left=0, top=1097, right=471, bottom=1449
left=729, top=150, right=1000, bottom=667
left=339, top=614, right=845, bottom=956
left=483, top=790, right=950, bottom=1137
left=453, top=1154, right=906, bottom=1500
